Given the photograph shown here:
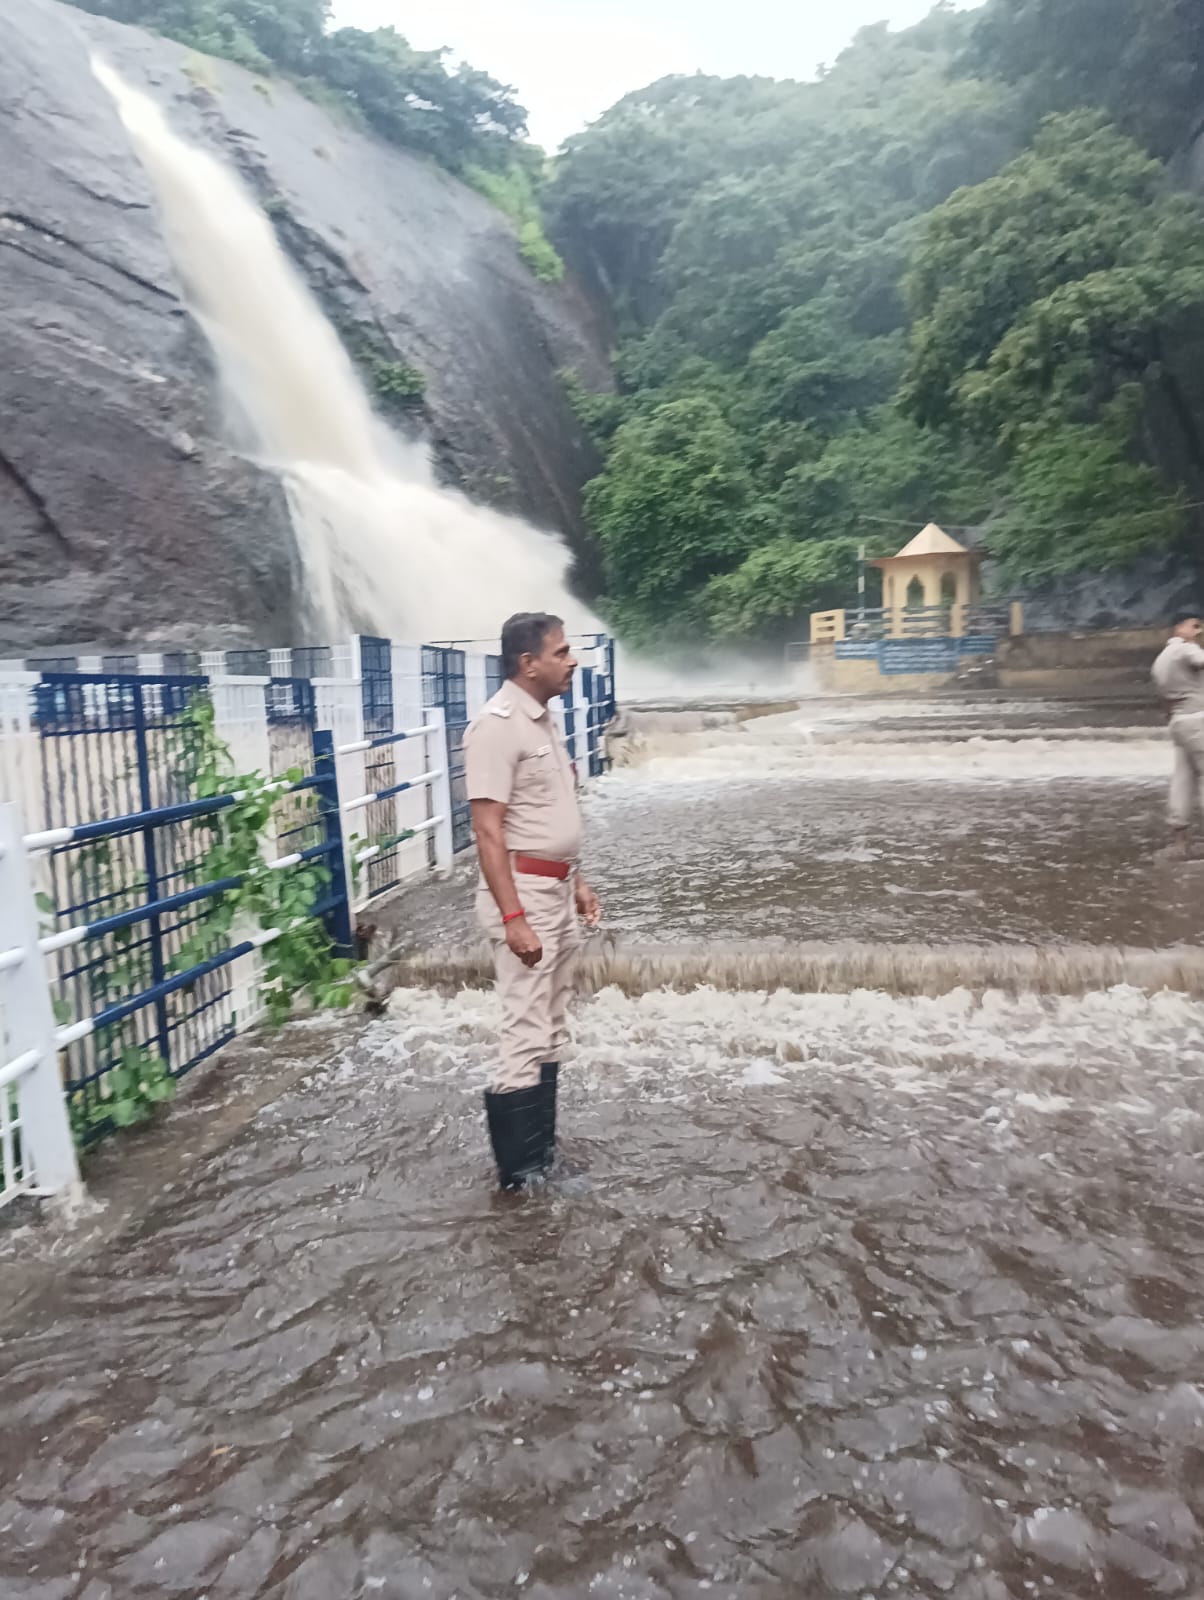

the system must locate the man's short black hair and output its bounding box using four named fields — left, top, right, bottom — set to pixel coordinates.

left=501, top=612, right=563, bottom=680
left=1172, top=606, right=1204, bottom=628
